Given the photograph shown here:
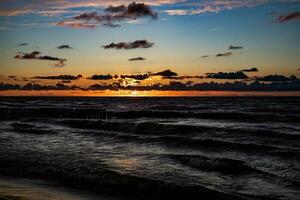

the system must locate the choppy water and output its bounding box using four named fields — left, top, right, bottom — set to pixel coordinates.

left=0, top=97, right=299, bottom=200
